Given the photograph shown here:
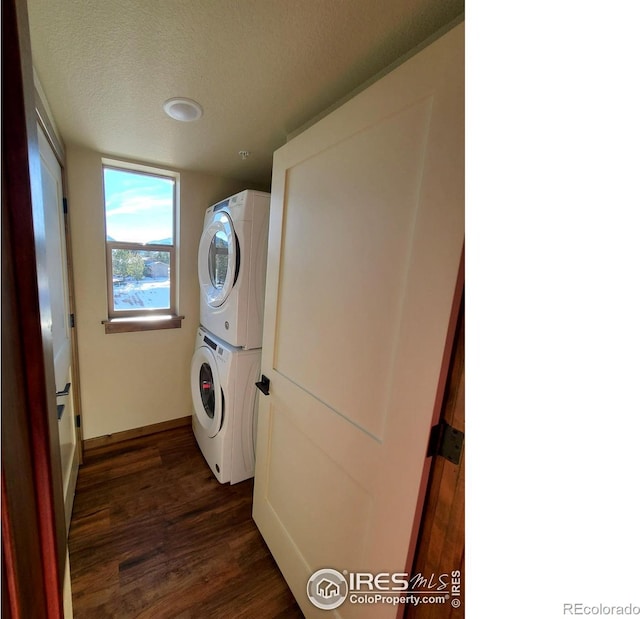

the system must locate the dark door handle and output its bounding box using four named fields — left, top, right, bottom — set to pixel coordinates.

left=255, top=375, right=270, bottom=396
left=56, top=382, right=71, bottom=397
